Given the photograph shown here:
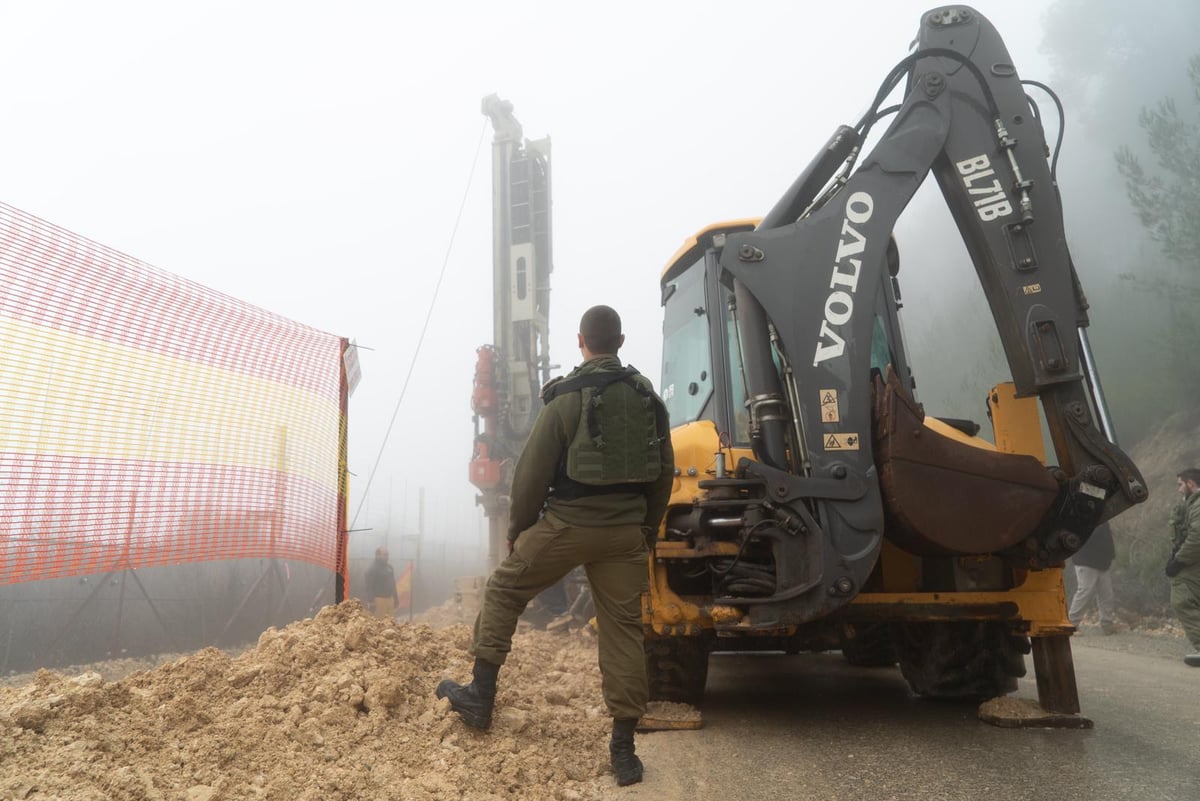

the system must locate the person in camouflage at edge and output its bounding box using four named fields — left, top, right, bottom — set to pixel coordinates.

left=1166, top=468, right=1200, bottom=667
left=437, top=305, right=675, bottom=786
